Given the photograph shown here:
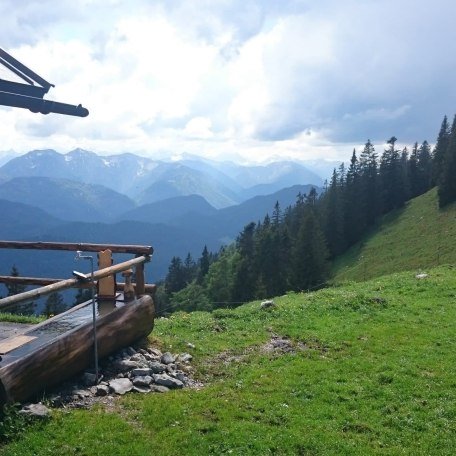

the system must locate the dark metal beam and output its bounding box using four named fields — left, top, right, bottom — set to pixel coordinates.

left=0, top=48, right=53, bottom=92
left=0, top=79, right=47, bottom=98
left=0, top=91, right=89, bottom=117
